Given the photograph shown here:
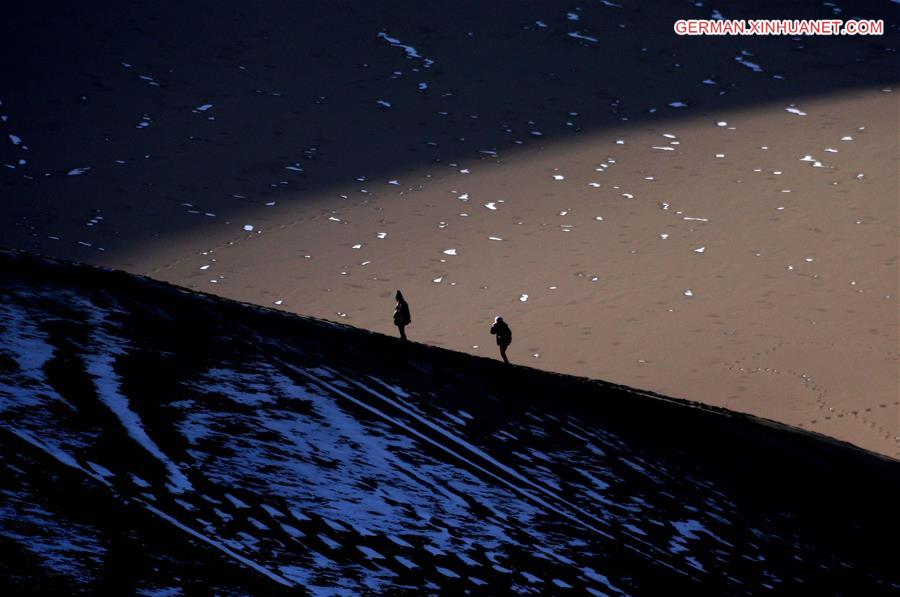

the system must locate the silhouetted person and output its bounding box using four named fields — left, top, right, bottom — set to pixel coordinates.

left=393, top=290, right=411, bottom=340
left=490, top=316, right=512, bottom=364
